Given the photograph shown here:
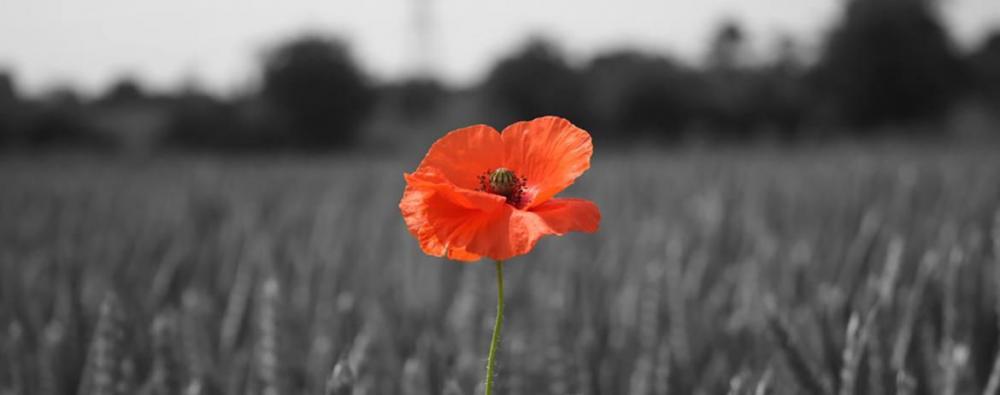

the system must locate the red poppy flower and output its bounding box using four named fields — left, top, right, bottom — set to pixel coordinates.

left=400, top=116, right=600, bottom=262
